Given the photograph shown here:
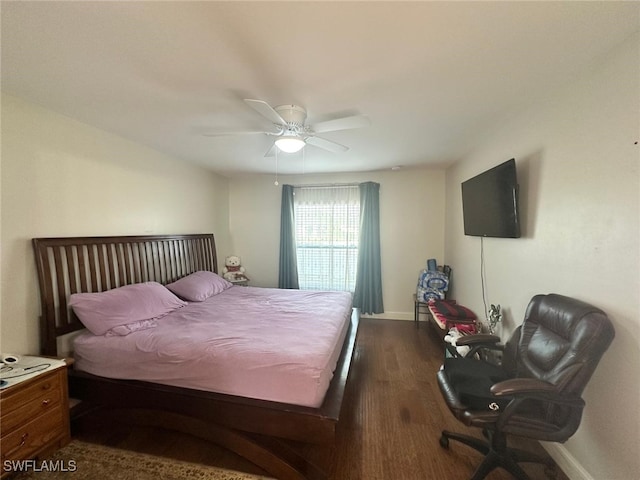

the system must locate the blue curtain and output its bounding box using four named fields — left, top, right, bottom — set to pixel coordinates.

left=278, top=184, right=299, bottom=289
left=353, top=182, right=384, bottom=314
